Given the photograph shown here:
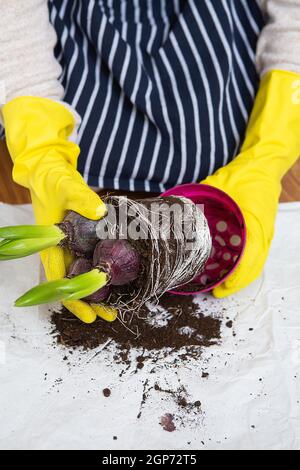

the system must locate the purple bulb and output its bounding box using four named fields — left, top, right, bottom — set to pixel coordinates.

left=93, top=239, right=140, bottom=286
left=67, top=258, right=110, bottom=303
